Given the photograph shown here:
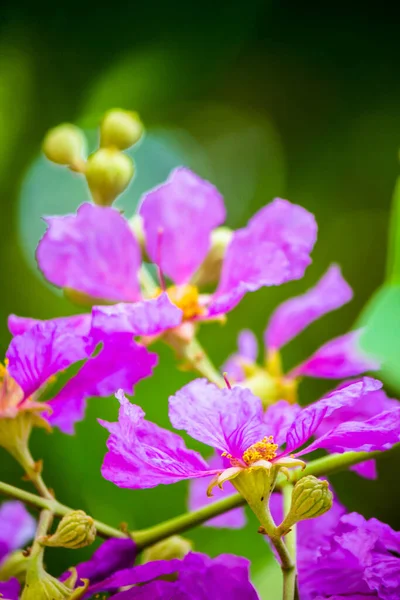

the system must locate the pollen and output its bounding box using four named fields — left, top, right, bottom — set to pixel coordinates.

left=242, top=436, right=278, bottom=465
left=166, top=284, right=205, bottom=320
